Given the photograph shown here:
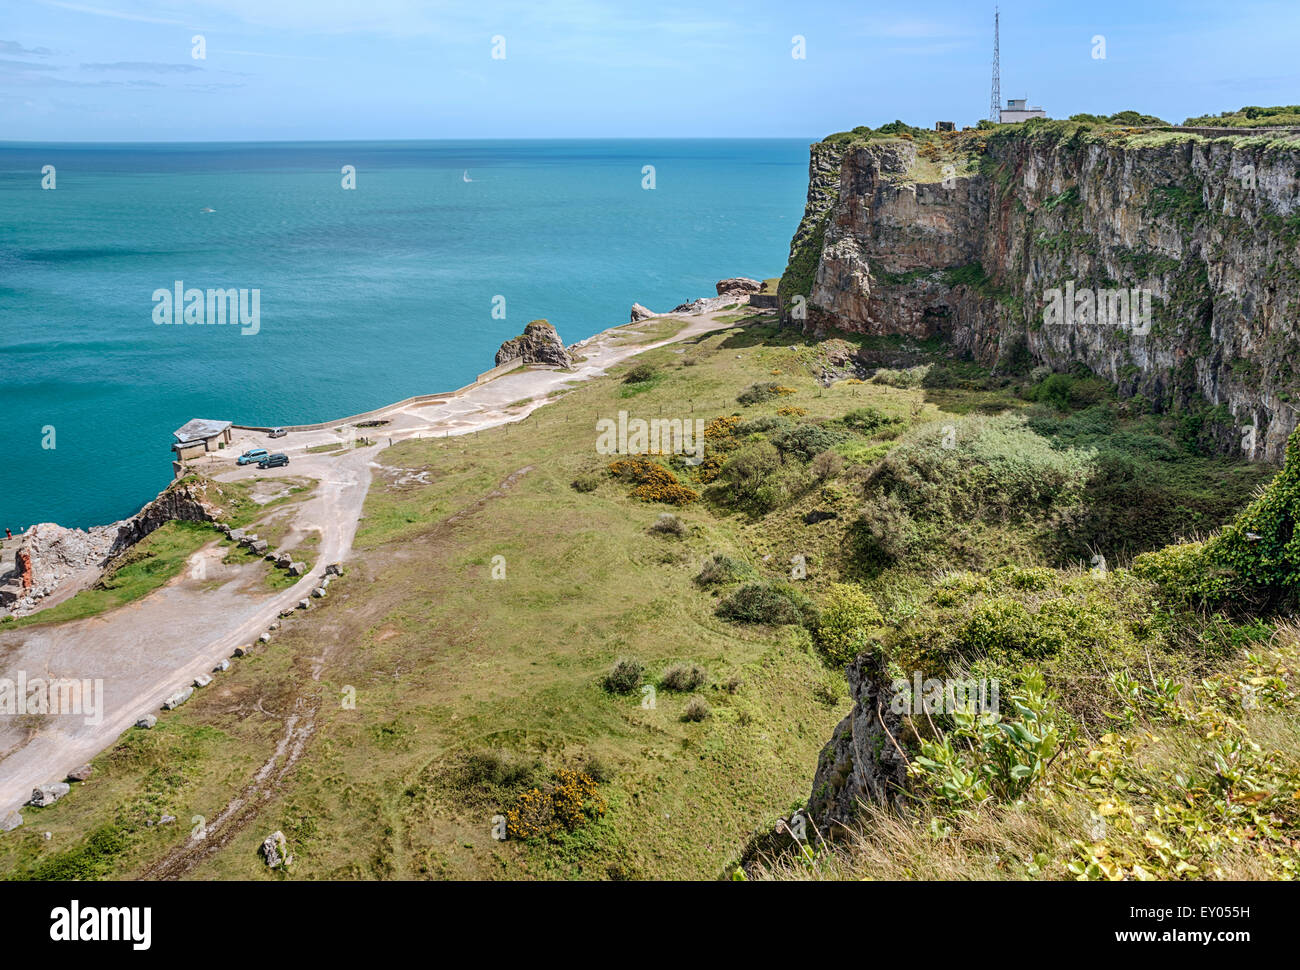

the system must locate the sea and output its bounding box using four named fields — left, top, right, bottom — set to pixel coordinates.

left=0, top=139, right=811, bottom=530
